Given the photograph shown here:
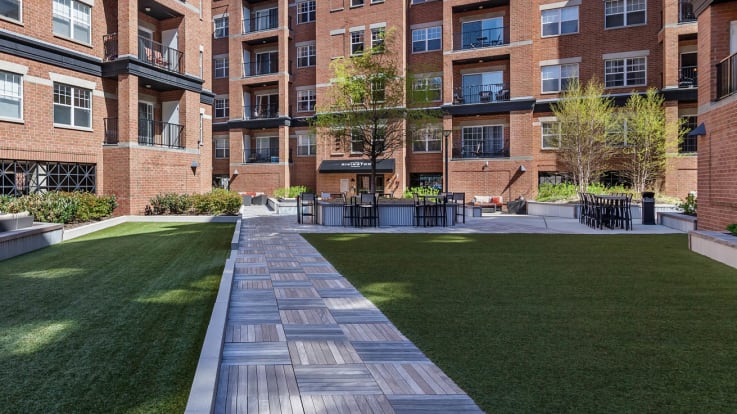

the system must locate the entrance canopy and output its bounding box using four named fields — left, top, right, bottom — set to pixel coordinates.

left=318, top=159, right=395, bottom=174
